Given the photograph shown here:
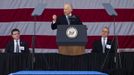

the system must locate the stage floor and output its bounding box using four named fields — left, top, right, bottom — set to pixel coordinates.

left=9, top=71, right=108, bottom=75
